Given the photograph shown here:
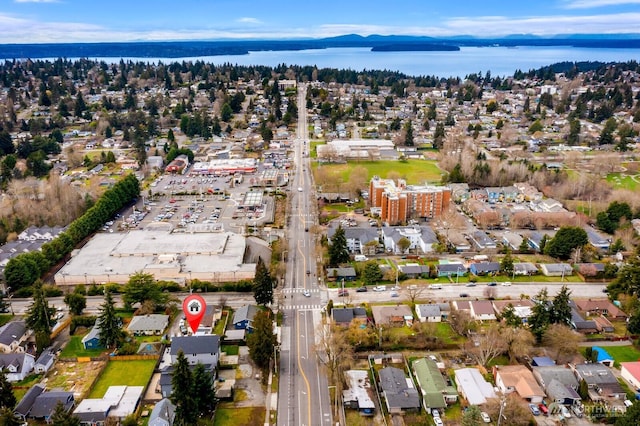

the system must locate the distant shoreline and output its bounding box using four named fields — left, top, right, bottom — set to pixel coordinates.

left=0, top=36, right=639, bottom=60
